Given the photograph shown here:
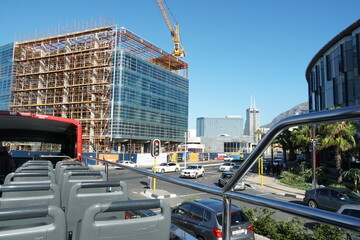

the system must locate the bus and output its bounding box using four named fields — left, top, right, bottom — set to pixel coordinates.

left=0, top=111, right=82, bottom=170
